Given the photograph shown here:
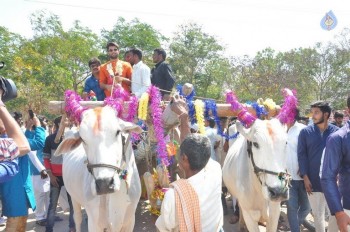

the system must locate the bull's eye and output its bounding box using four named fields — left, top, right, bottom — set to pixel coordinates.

left=116, top=130, right=121, bottom=136
left=253, top=142, right=259, bottom=149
